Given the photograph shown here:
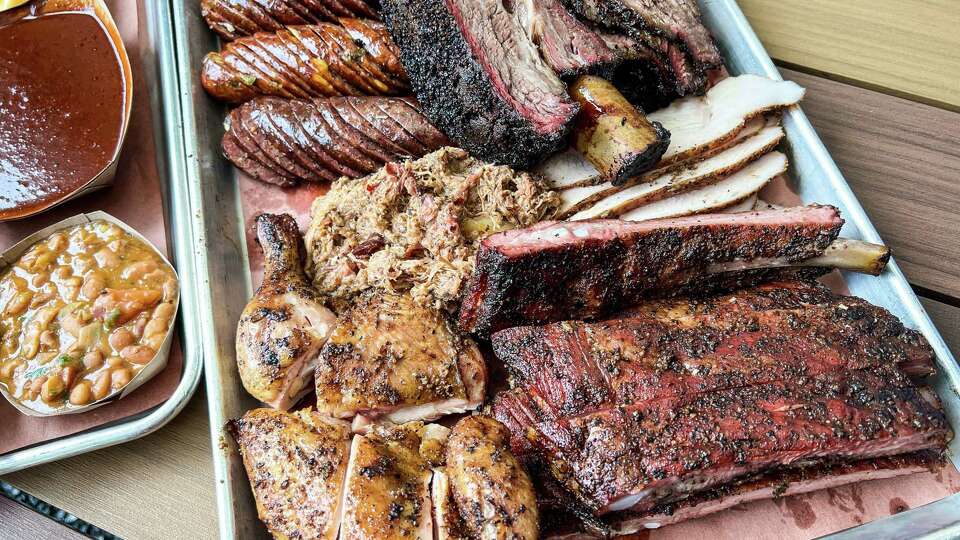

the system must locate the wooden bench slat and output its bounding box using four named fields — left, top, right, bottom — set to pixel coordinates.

left=783, top=69, right=960, bottom=299
left=740, top=0, right=960, bottom=110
